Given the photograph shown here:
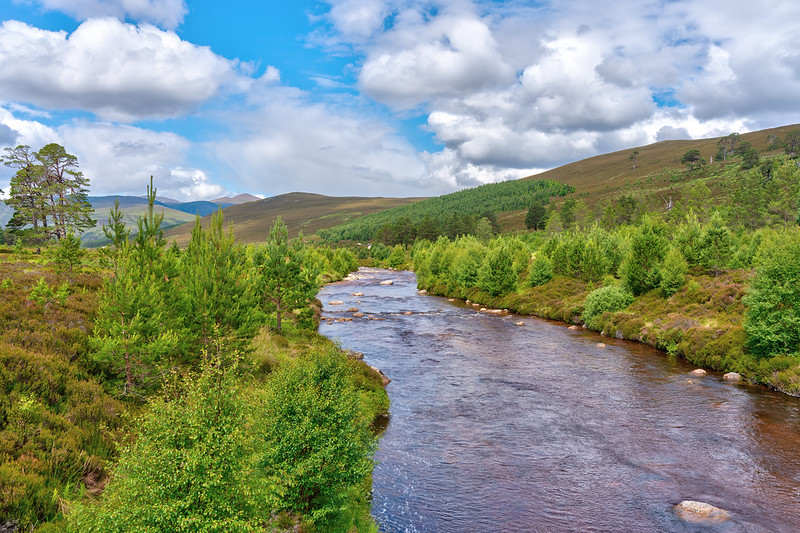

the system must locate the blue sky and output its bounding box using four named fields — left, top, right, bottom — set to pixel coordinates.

left=1, top=0, right=799, bottom=200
